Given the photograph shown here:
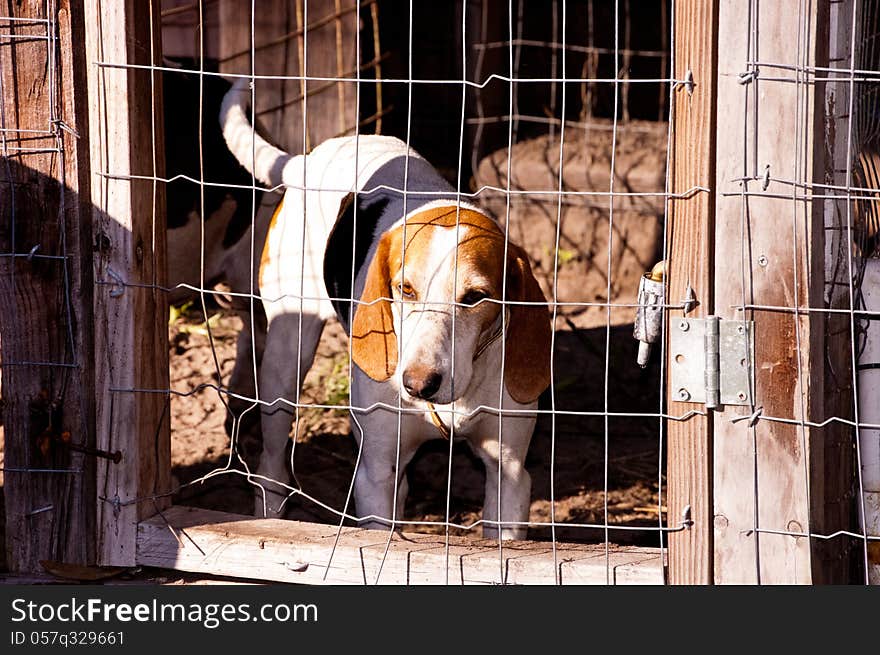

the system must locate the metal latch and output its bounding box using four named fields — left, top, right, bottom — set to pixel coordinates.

left=633, top=260, right=667, bottom=367
left=670, top=316, right=754, bottom=409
